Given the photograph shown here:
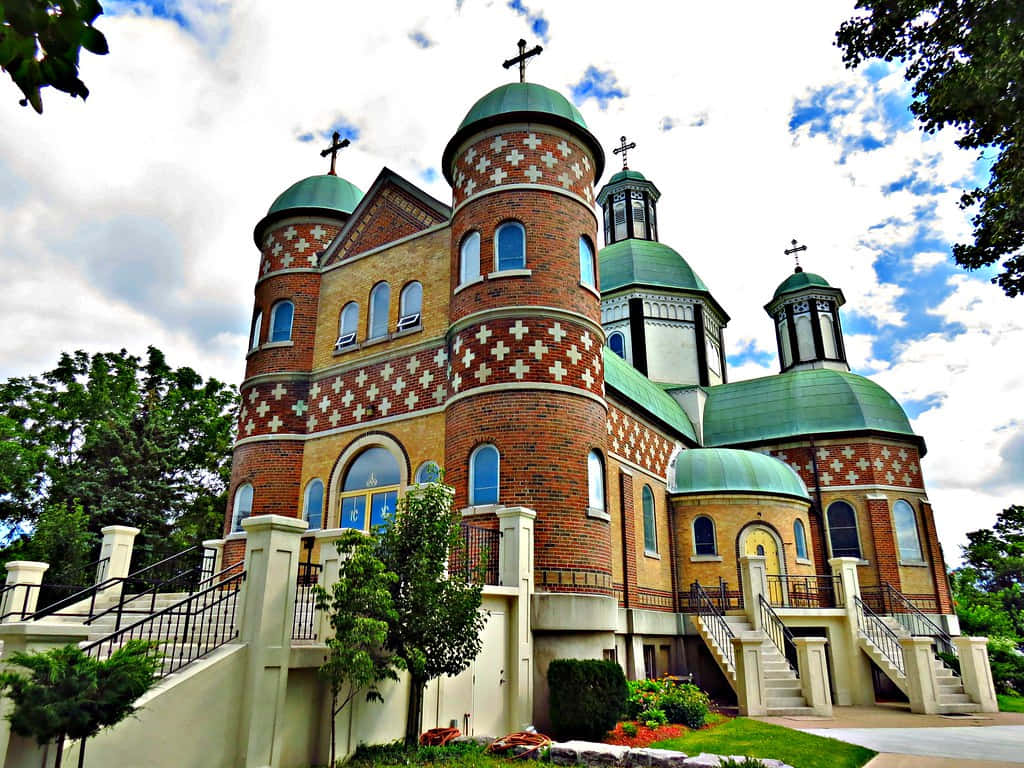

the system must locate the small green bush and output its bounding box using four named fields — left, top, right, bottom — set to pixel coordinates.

left=626, top=678, right=711, bottom=729
left=988, top=637, right=1024, bottom=694
left=639, top=707, right=667, bottom=727
left=719, top=759, right=768, bottom=768
left=548, top=658, right=628, bottom=741
left=621, top=722, right=638, bottom=737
